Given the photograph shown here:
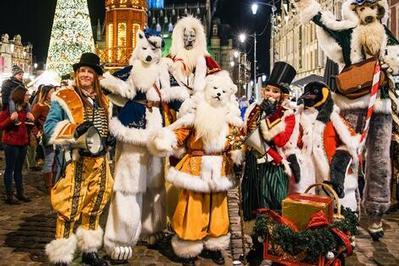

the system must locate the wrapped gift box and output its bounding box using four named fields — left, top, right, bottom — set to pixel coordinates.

left=282, top=193, right=333, bottom=230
